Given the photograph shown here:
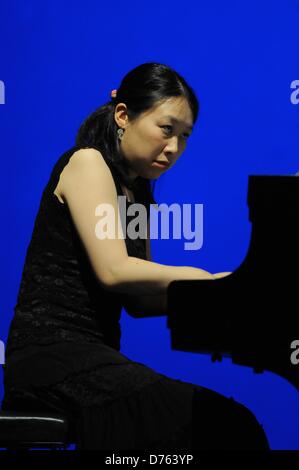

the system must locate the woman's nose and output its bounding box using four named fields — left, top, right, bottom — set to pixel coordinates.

left=165, top=136, right=179, bottom=154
